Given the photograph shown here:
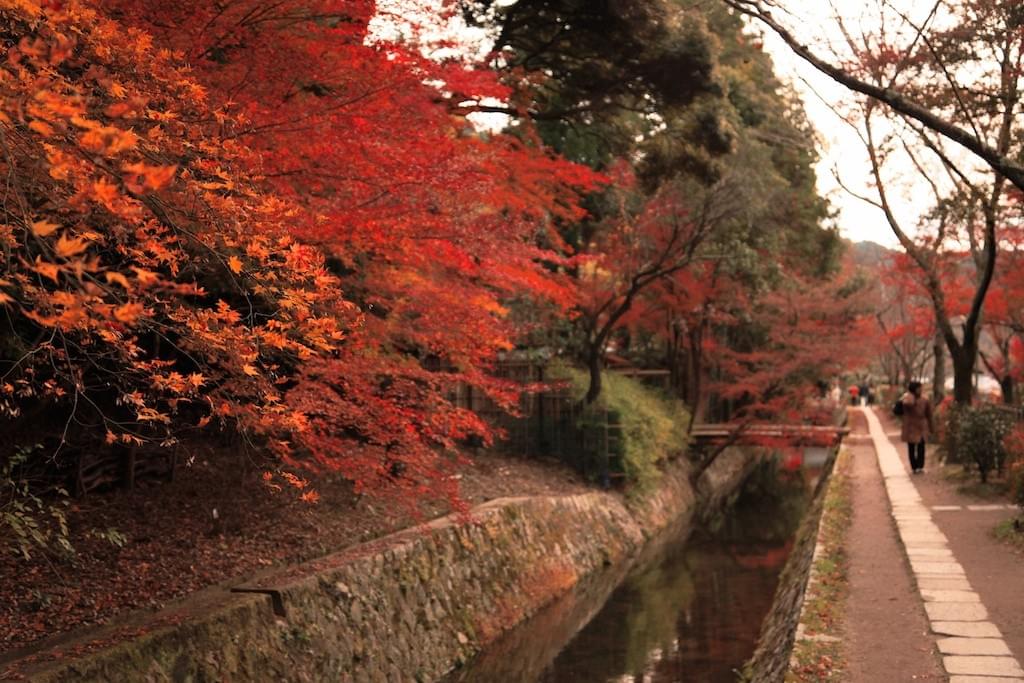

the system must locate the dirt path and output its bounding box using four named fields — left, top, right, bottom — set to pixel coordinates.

left=876, top=408, right=1024, bottom=664
left=842, top=410, right=946, bottom=681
